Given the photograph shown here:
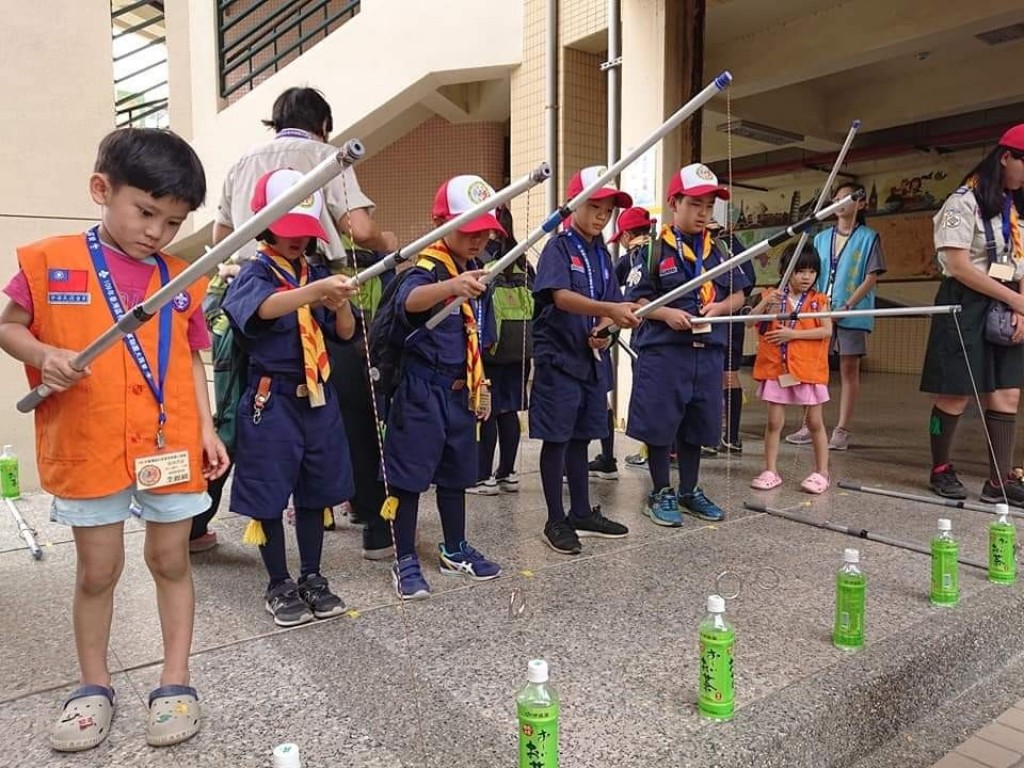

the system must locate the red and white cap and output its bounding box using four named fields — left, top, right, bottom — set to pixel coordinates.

left=250, top=168, right=330, bottom=242
left=666, top=163, right=730, bottom=201
left=432, top=175, right=507, bottom=235
left=566, top=166, right=633, bottom=209
left=610, top=206, right=655, bottom=242
left=1000, top=123, right=1024, bottom=152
